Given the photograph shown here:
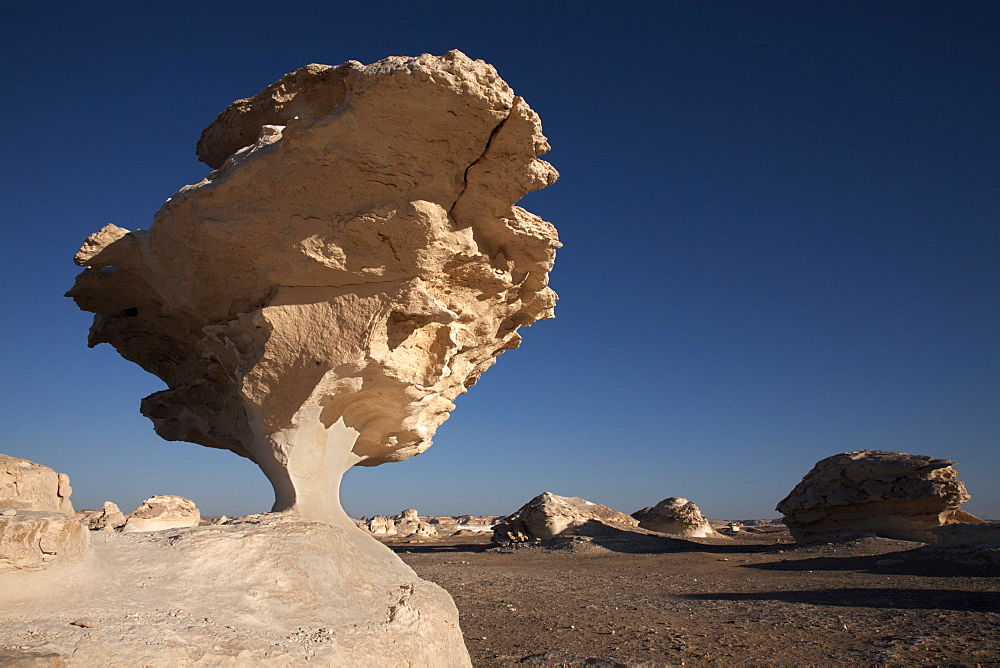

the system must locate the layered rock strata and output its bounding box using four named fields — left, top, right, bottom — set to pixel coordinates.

left=493, top=492, right=640, bottom=544
left=777, top=450, right=976, bottom=543
left=632, top=497, right=721, bottom=538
